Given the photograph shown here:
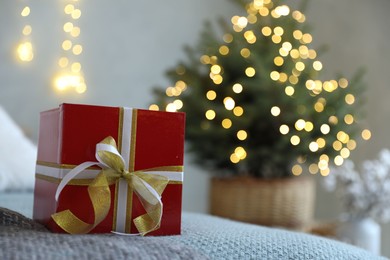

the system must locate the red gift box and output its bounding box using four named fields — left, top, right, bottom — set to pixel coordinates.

left=33, top=103, right=185, bottom=235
